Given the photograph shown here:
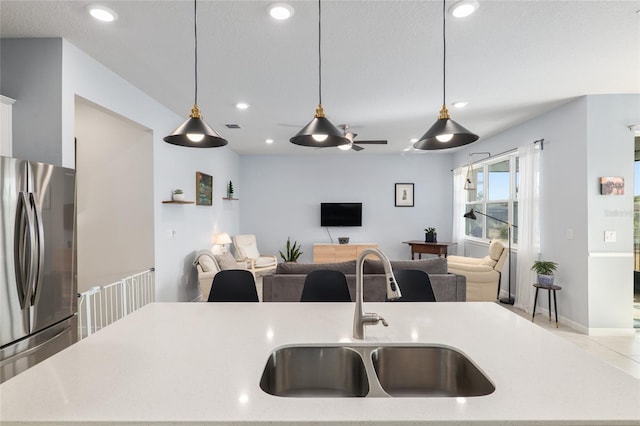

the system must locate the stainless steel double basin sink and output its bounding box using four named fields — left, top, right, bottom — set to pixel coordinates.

left=259, top=344, right=495, bottom=398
